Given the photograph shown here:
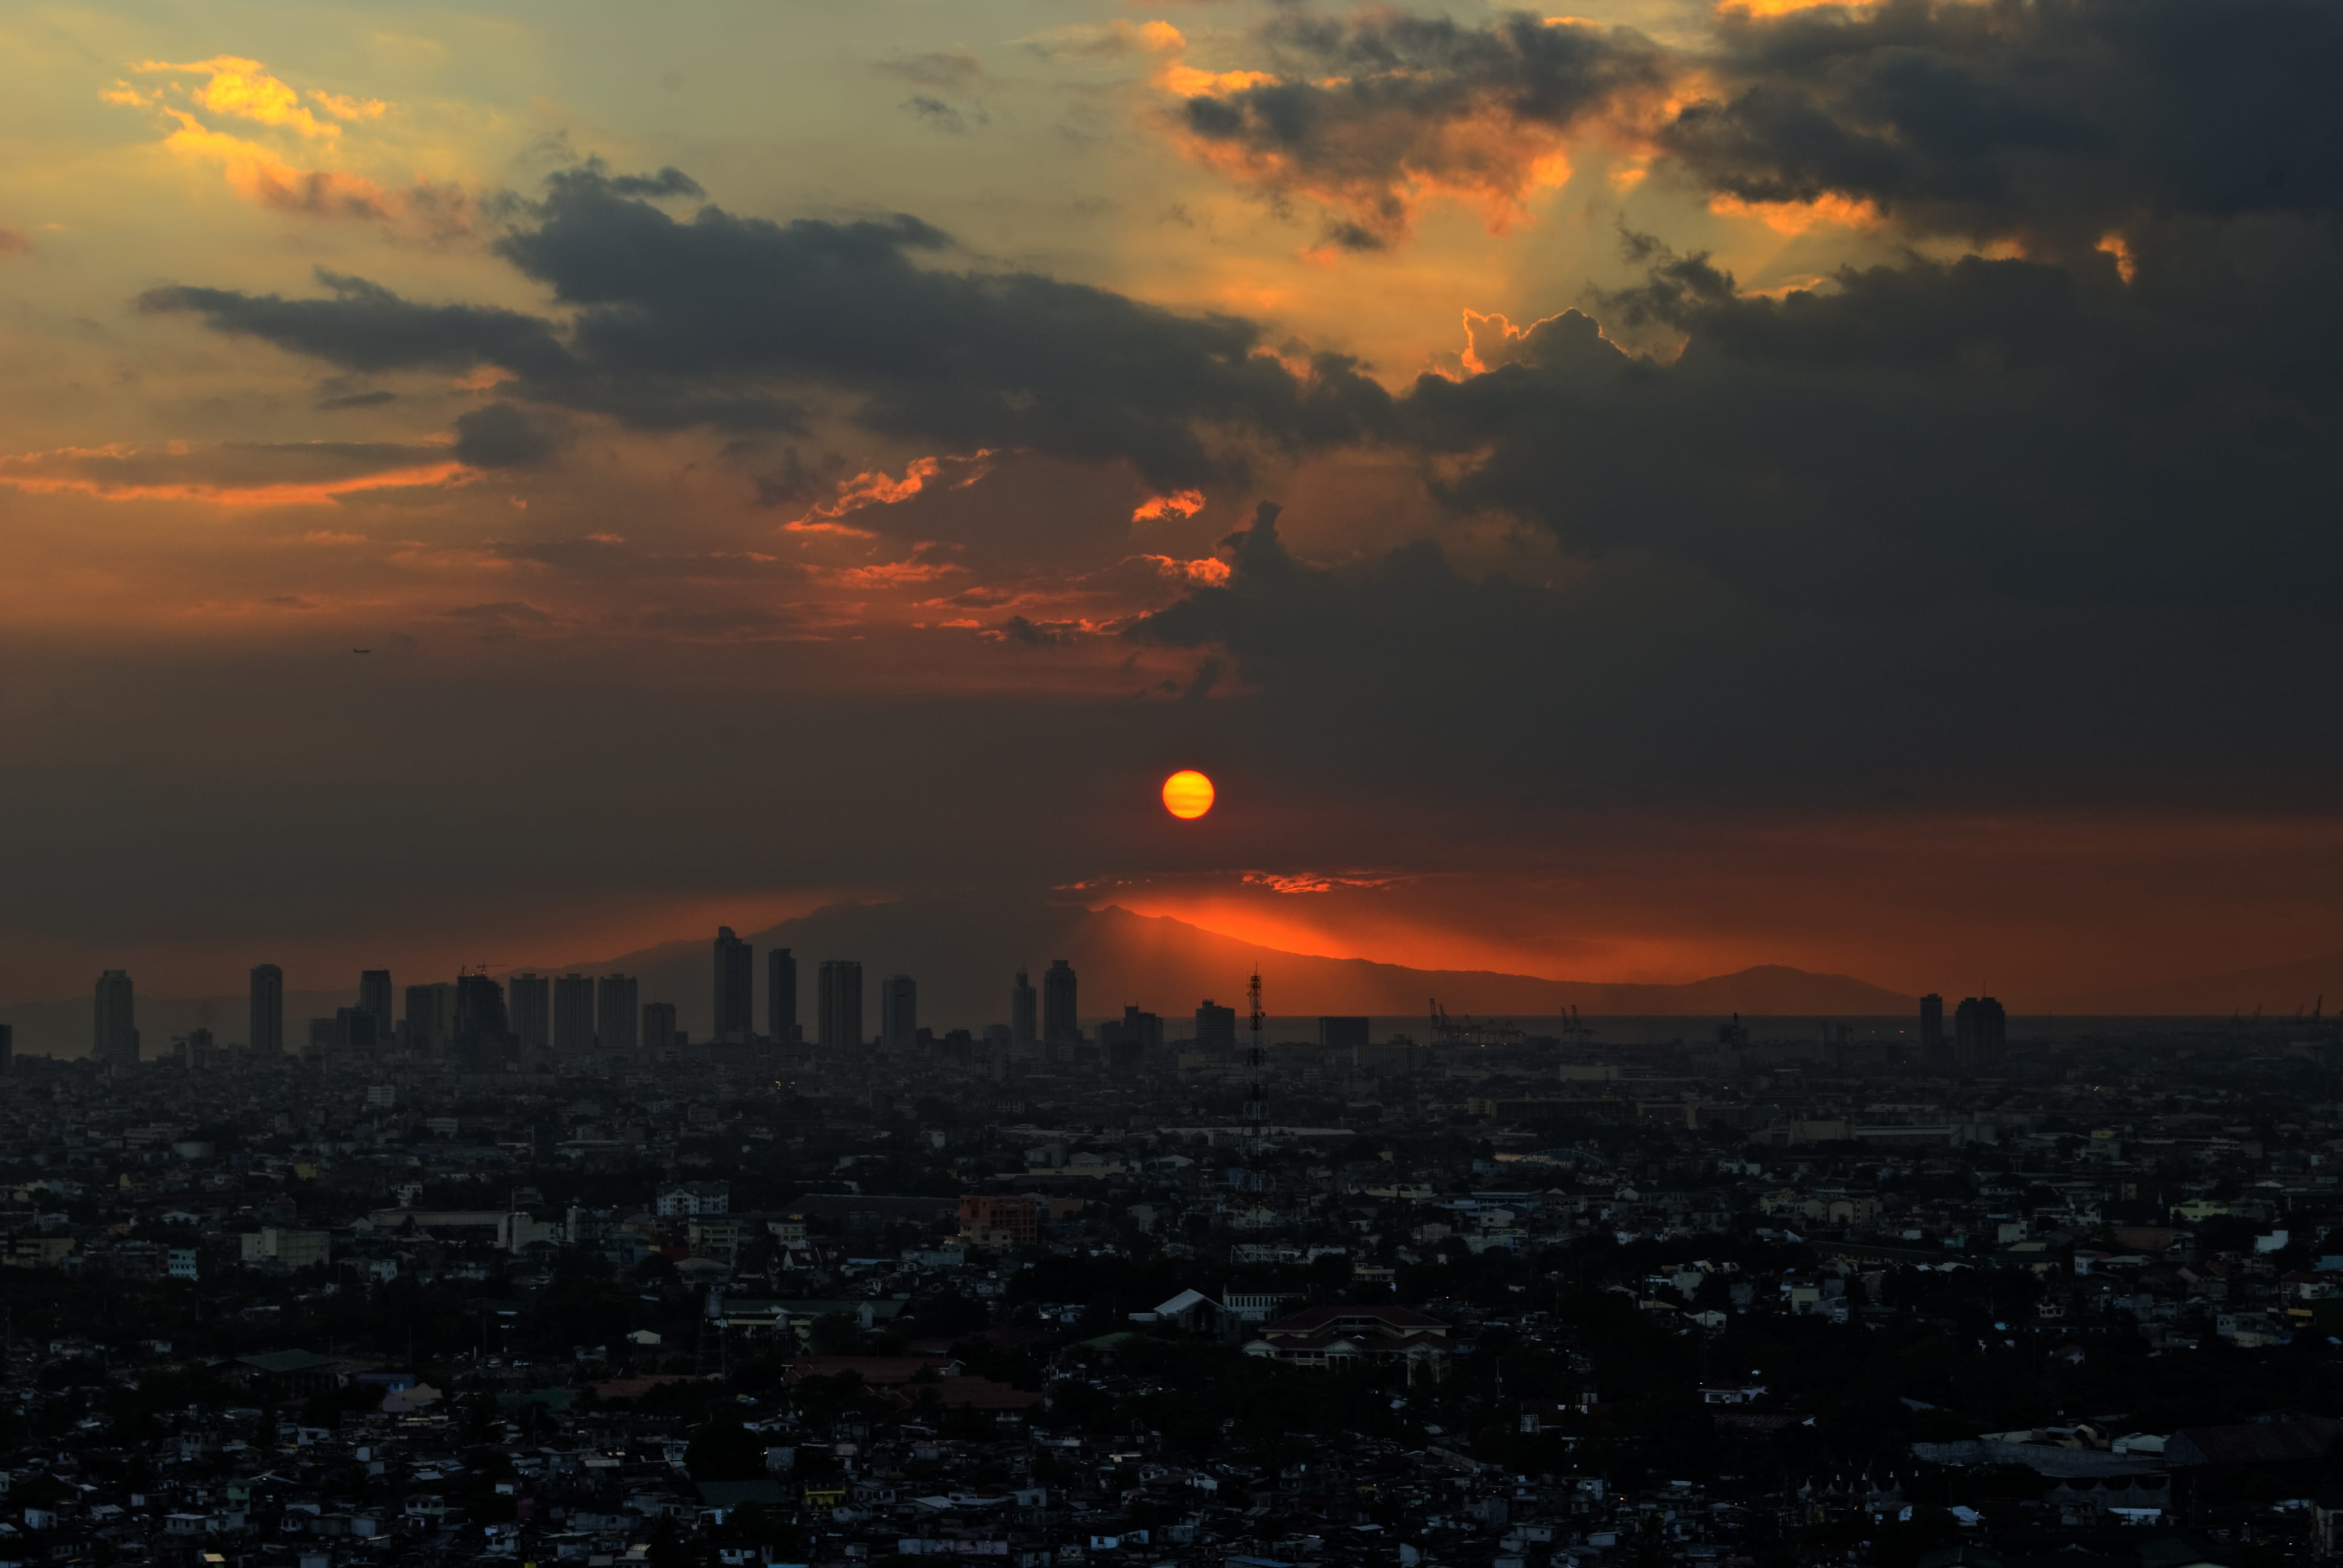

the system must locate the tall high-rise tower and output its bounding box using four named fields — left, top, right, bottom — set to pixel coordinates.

left=880, top=975, right=917, bottom=1053
left=1953, top=996, right=2007, bottom=1074
left=405, top=982, right=454, bottom=1053
left=508, top=973, right=551, bottom=1057
left=359, top=970, right=393, bottom=1040
left=1042, top=959, right=1078, bottom=1047
left=818, top=960, right=863, bottom=1050
left=1919, top=993, right=1944, bottom=1052
left=554, top=973, right=597, bottom=1057
left=598, top=974, right=640, bottom=1054
left=1011, top=969, right=1037, bottom=1057
left=453, top=973, right=510, bottom=1058
left=713, top=927, right=755, bottom=1043
left=767, top=947, right=799, bottom=1044
left=93, top=970, right=139, bottom=1068
left=249, top=964, right=285, bottom=1056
